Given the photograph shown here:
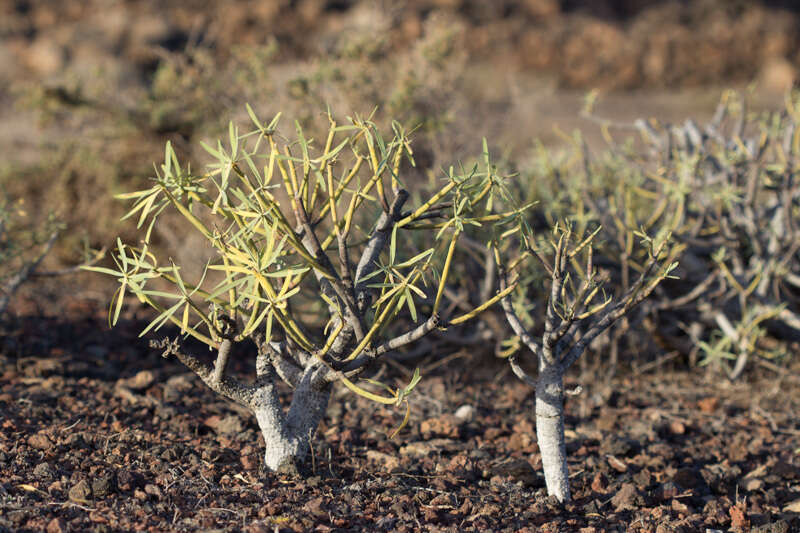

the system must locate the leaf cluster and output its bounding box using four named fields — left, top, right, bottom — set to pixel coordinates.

left=89, top=107, right=522, bottom=412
